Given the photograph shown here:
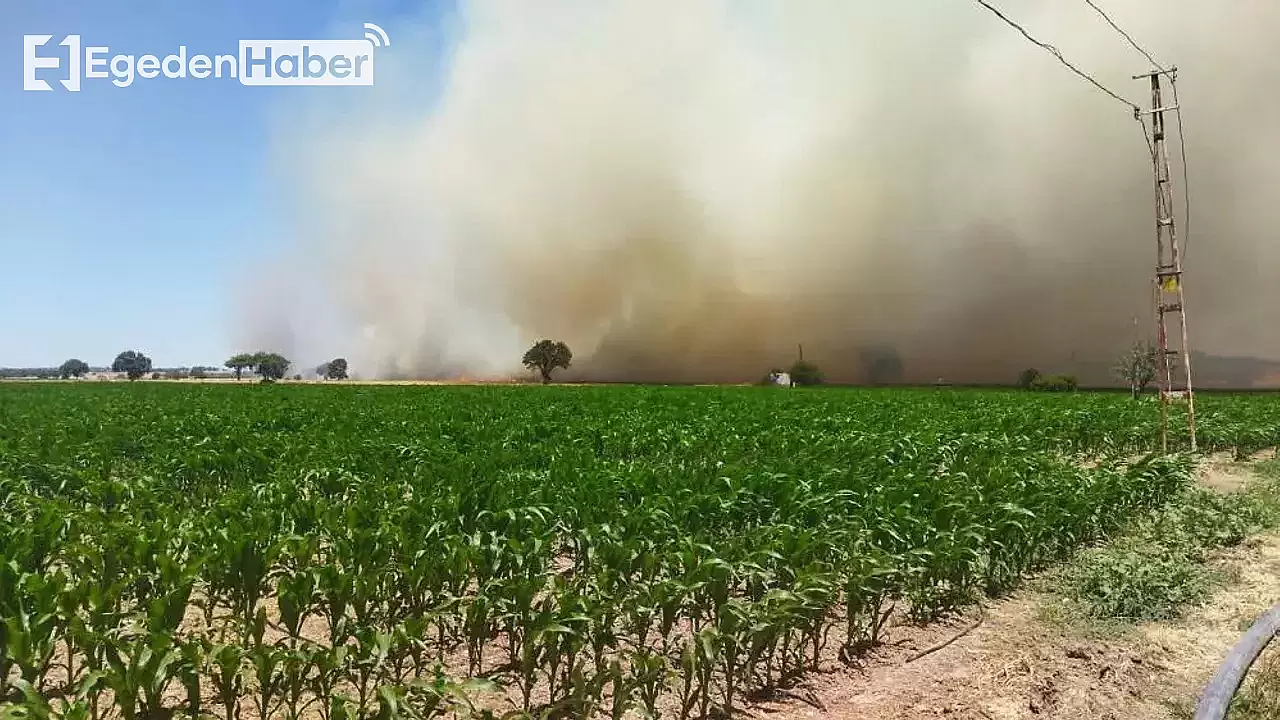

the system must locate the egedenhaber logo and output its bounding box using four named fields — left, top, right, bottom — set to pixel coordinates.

left=22, top=22, right=391, bottom=91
